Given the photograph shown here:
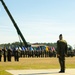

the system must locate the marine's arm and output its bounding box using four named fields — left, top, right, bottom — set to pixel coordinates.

left=57, top=40, right=60, bottom=57
left=65, top=42, right=67, bottom=56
